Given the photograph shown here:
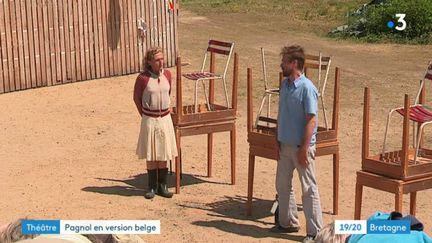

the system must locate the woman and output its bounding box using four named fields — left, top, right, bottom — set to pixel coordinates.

left=133, top=47, right=178, bottom=199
